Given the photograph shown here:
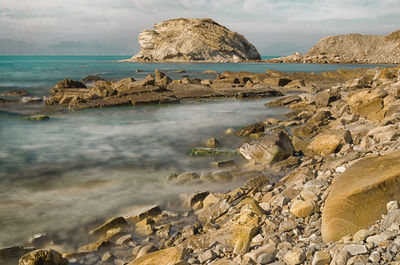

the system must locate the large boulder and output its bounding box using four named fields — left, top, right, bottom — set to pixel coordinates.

left=129, top=18, right=261, bottom=62
left=19, top=249, right=67, bottom=265
left=238, top=131, right=294, bottom=165
left=322, top=151, right=400, bottom=242
left=128, top=247, right=187, bottom=265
